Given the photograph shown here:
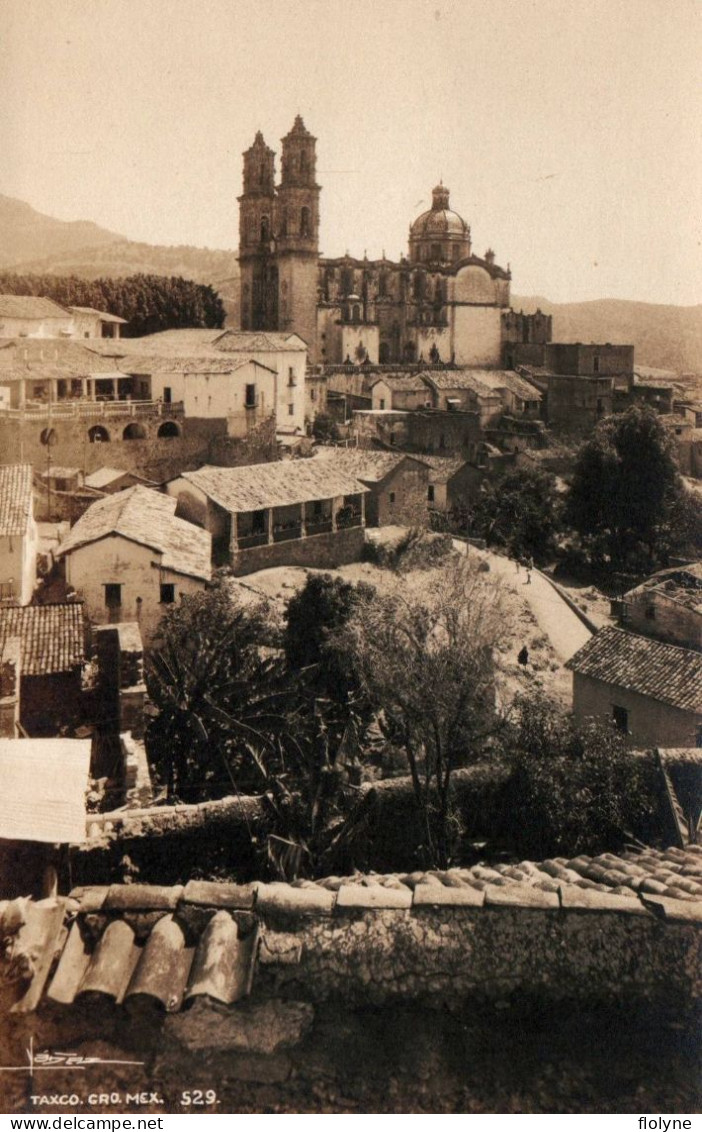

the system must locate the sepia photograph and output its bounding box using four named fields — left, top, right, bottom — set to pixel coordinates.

left=0, top=0, right=700, bottom=1118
